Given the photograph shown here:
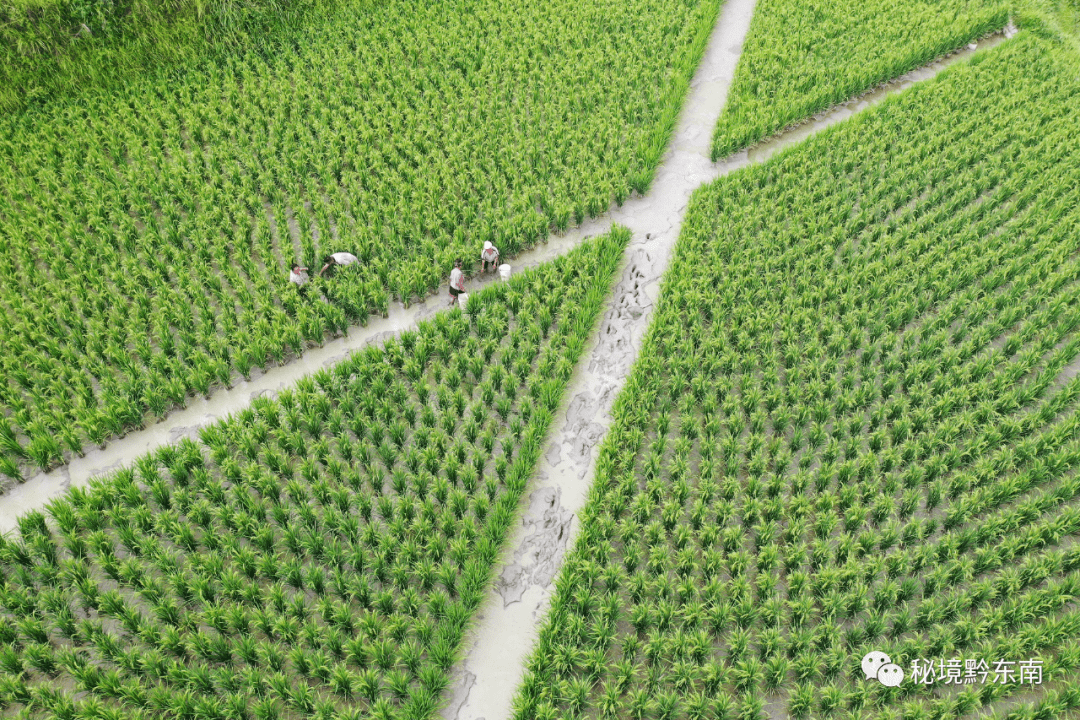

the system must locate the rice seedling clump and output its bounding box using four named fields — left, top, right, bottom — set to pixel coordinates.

left=0, top=230, right=627, bottom=719
left=0, top=0, right=719, bottom=474
left=710, top=0, right=1008, bottom=159
left=515, top=35, right=1080, bottom=720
